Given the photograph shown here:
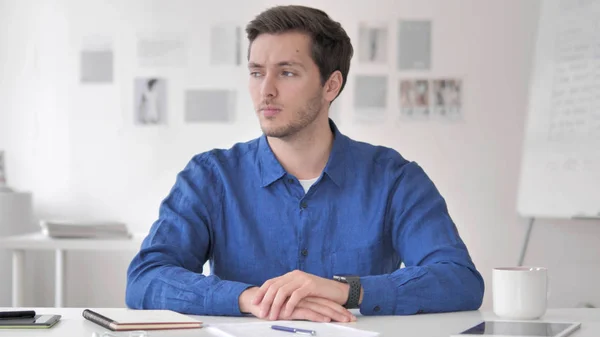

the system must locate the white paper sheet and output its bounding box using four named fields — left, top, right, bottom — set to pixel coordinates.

left=208, top=320, right=379, bottom=337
